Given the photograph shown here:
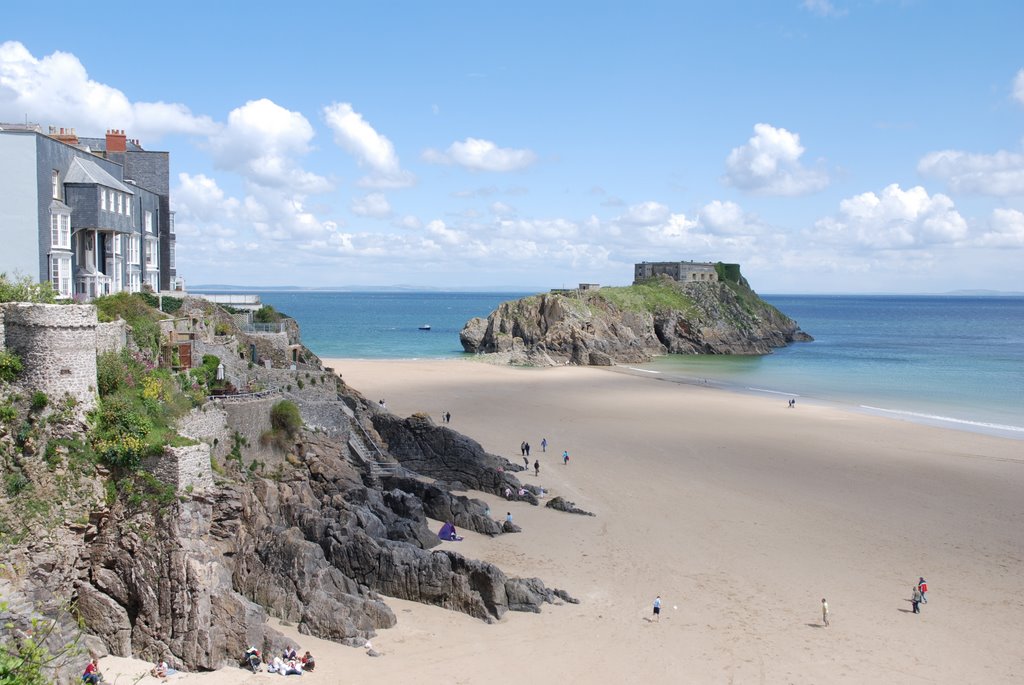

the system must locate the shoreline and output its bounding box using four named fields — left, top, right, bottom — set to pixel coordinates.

left=323, top=354, right=1024, bottom=442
